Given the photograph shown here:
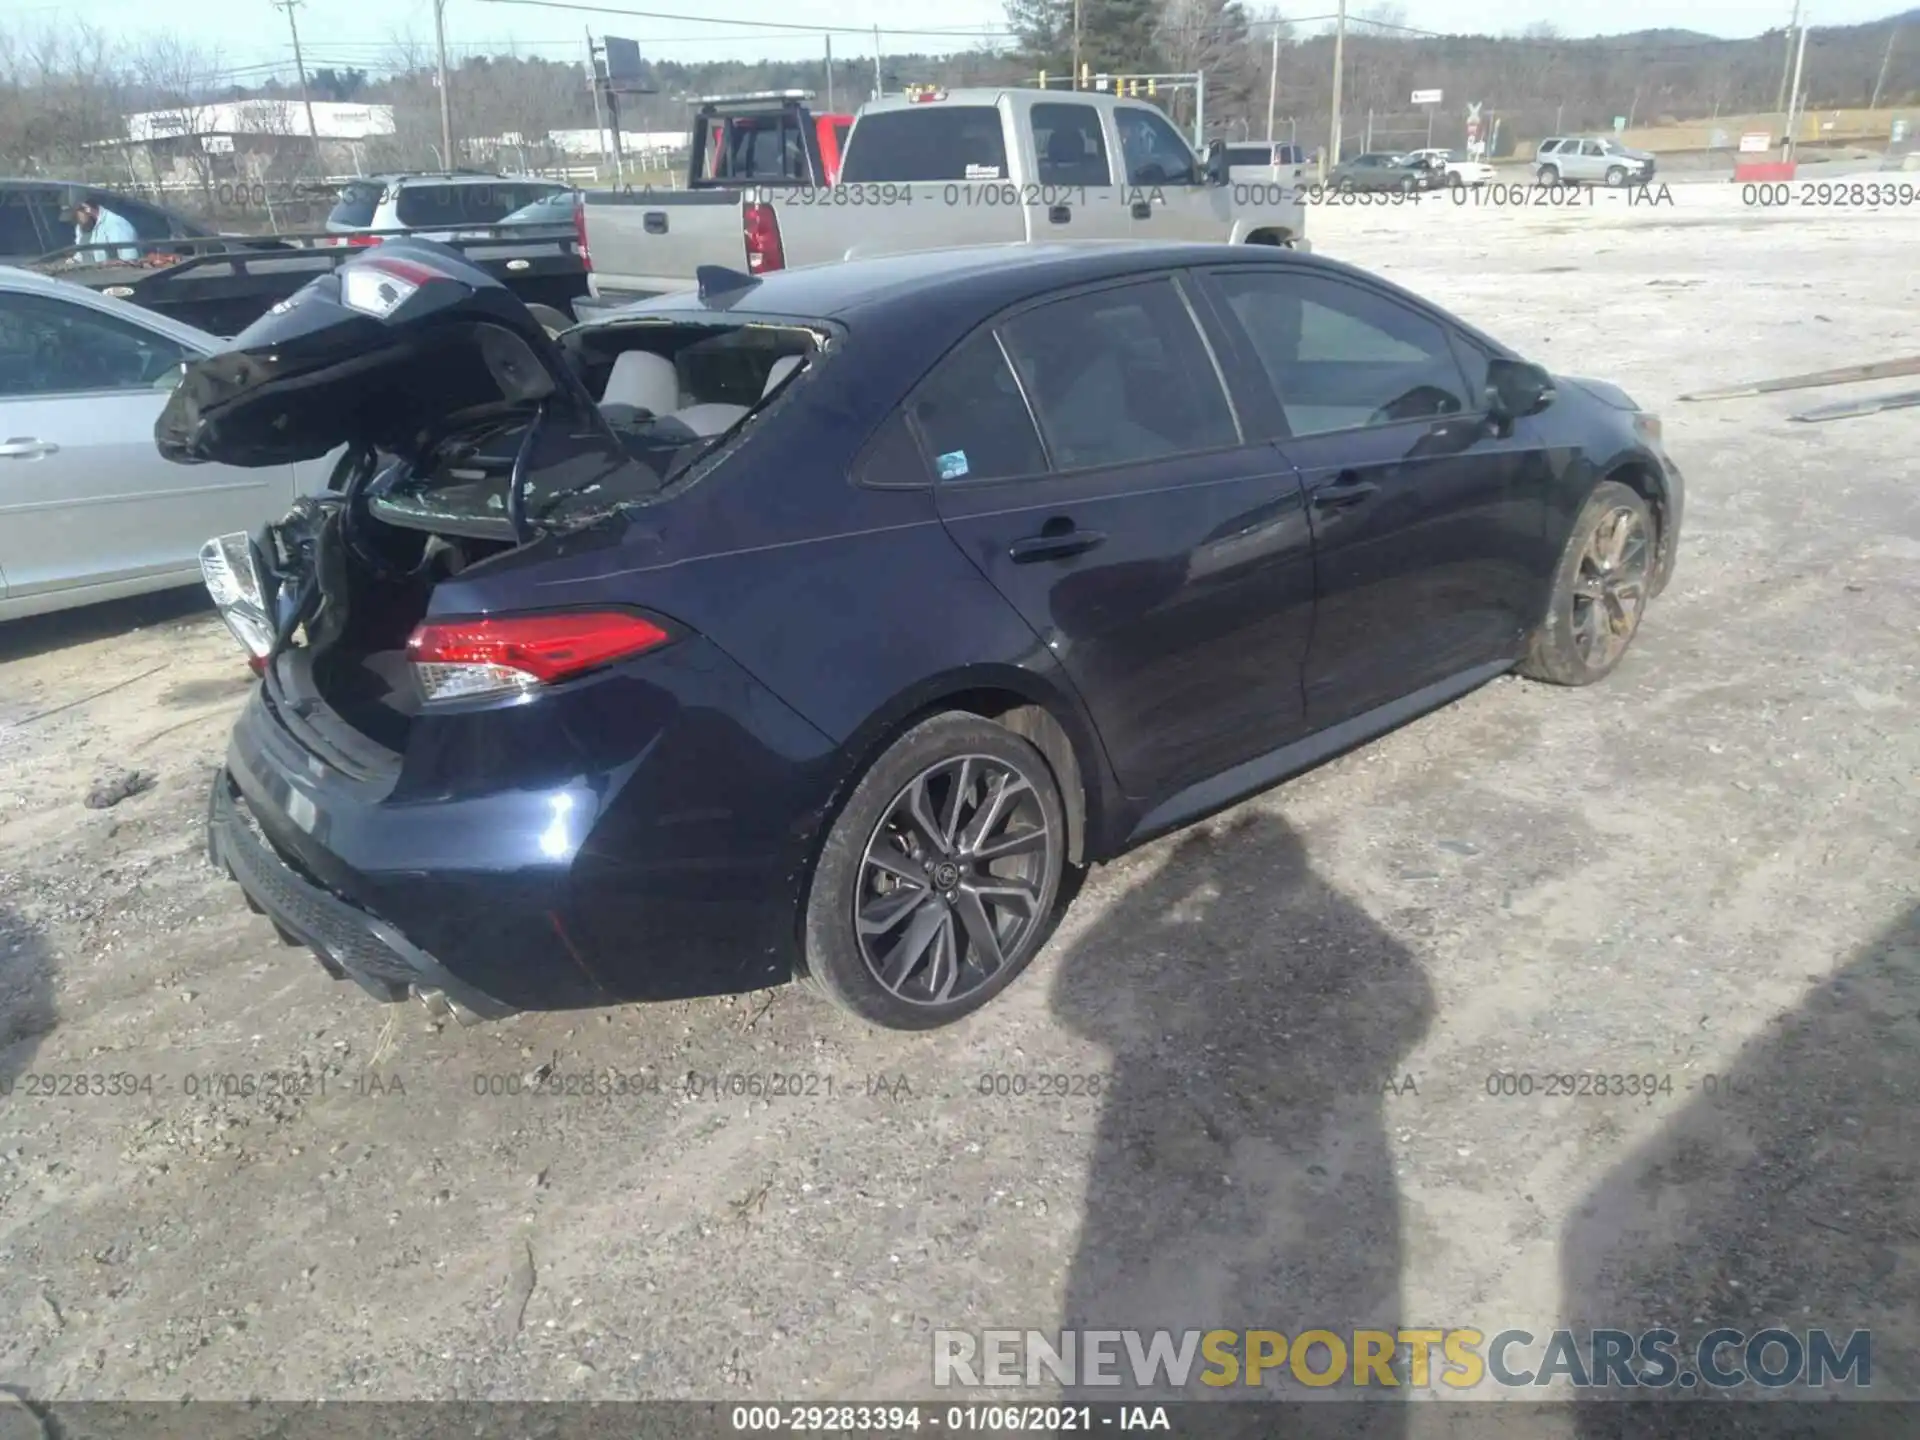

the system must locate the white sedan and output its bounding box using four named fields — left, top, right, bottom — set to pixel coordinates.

left=1405, top=148, right=1497, bottom=187
left=0, top=266, right=332, bottom=622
